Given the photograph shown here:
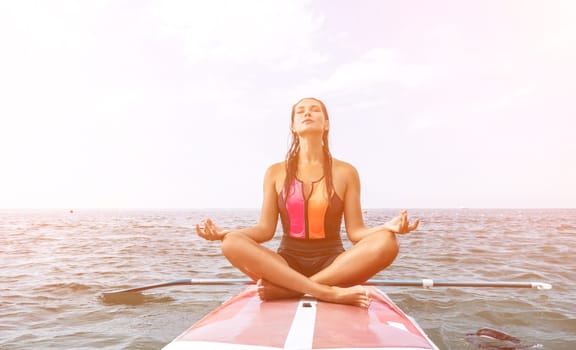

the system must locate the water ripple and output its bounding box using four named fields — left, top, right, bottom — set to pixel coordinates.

left=0, top=208, right=574, bottom=349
